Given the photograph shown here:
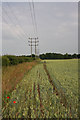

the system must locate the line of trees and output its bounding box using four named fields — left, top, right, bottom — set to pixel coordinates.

left=39, top=53, right=80, bottom=60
